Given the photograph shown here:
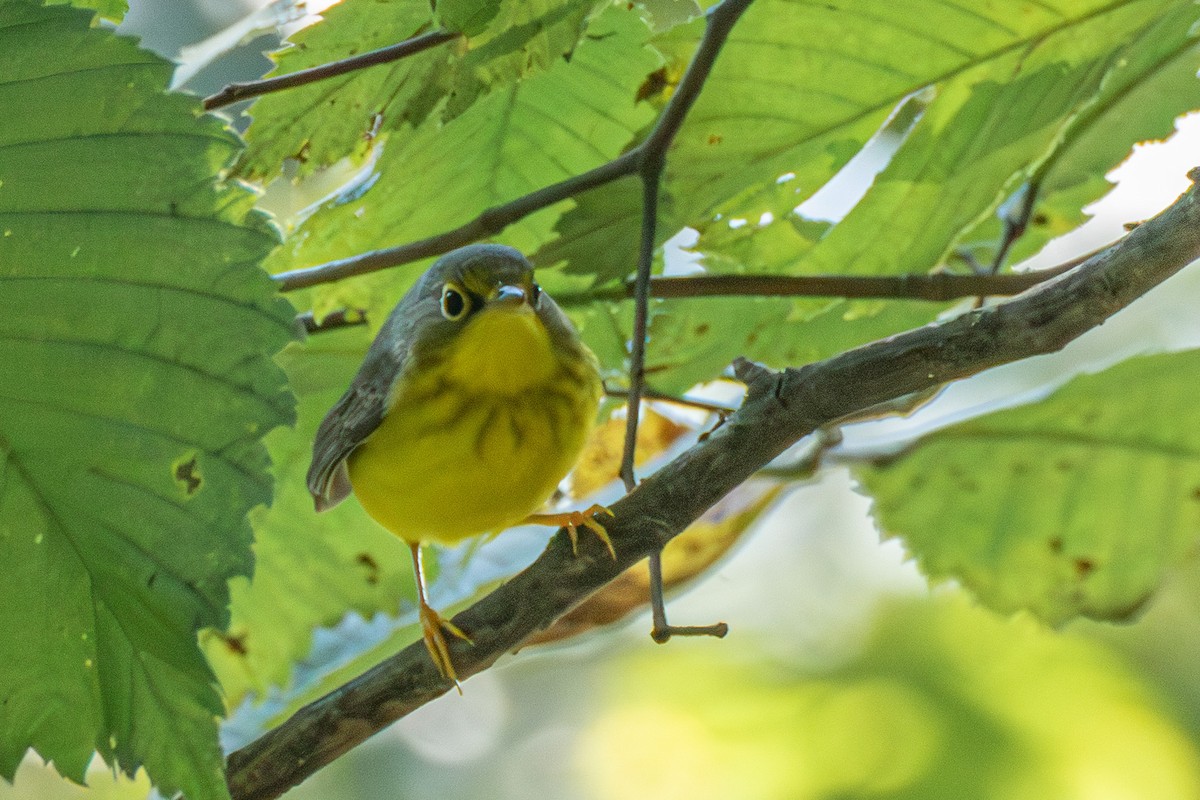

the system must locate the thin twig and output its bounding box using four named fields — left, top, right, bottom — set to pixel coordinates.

left=226, top=170, right=1200, bottom=800
left=604, top=386, right=736, bottom=416
left=274, top=153, right=639, bottom=291
left=621, top=158, right=662, bottom=490
left=552, top=263, right=1078, bottom=306
left=974, top=180, right=1041, bottom=307
left=298, top=263, right=1085, bottom=336
left=619, top=0, right=753, bottom=641
left=618, top=0, right=752, bottom=485
left=203, top=29, right=460, bottom=111
left=989, top=181, right=1040, bottom=275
